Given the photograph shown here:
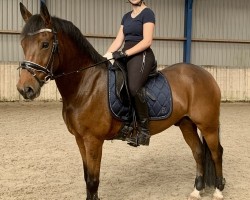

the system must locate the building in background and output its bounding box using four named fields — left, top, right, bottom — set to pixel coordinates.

left=0, top=0, right=250, bottom=101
